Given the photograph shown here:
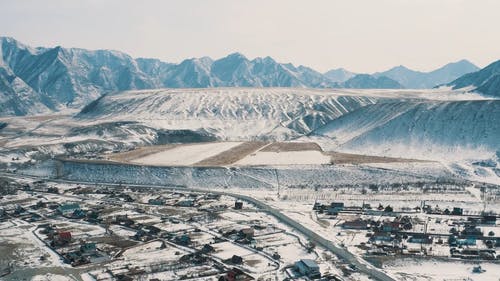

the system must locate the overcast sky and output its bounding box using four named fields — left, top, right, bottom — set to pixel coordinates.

left=1, top=0, right=499, bottom=73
